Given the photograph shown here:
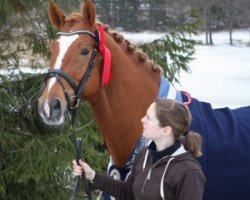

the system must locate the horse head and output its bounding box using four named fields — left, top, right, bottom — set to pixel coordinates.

left=38, top=0, right=102, bottom=125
